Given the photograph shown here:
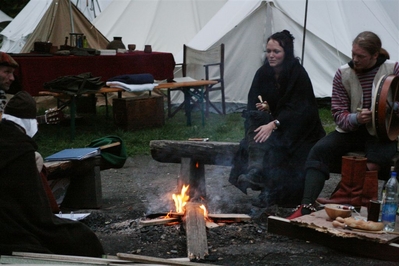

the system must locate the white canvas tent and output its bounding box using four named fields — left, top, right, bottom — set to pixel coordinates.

left=0, top=0, right=110, bottom=53
left=93, top=0, right=228, bottom=55
left=0, top=10, right=12, bottom=24
left=0, top=9, right=12, bottom=47
left=176, top=0, right=399, bottom=111
left=72, top=0, right=112, bottom=22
